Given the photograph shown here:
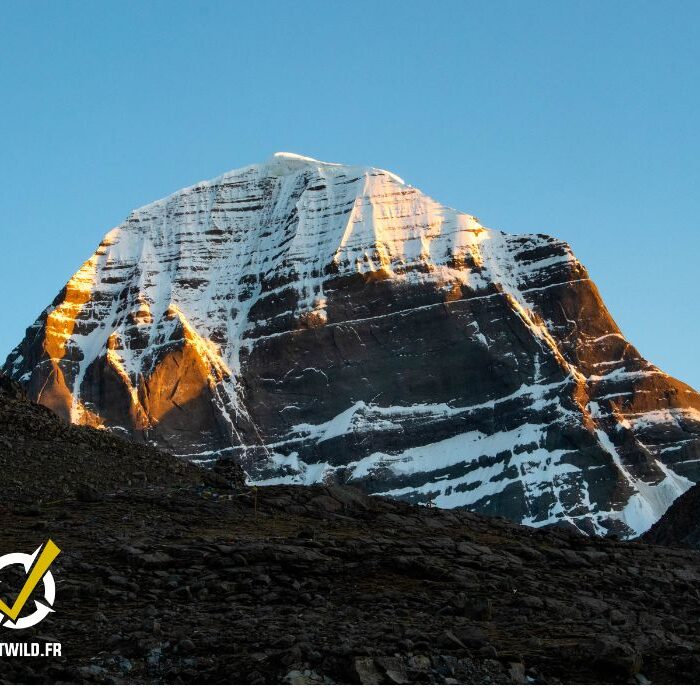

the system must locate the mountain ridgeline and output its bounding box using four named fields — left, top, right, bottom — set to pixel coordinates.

left=5, top=153, right=700, bottom=536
